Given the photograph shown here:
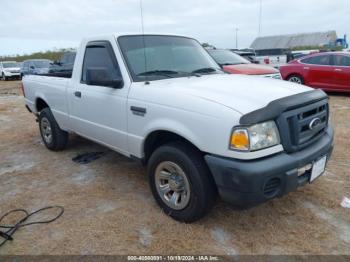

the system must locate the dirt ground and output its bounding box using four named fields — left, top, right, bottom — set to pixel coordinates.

left=0, top=80, right=349, bottom=255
